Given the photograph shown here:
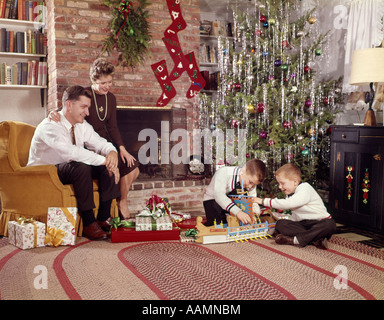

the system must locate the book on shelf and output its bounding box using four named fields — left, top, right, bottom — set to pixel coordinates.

left=200, top=43, right=218, bottom=64
left=0, top=60, right=47, bottom=86
left=200, top=70, right=220, bottom=91
left=0, top=0, right=45, bottom=23
left=0, top=27, right=46, bottom=54
left=204, top=20, right=233, bottom=37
